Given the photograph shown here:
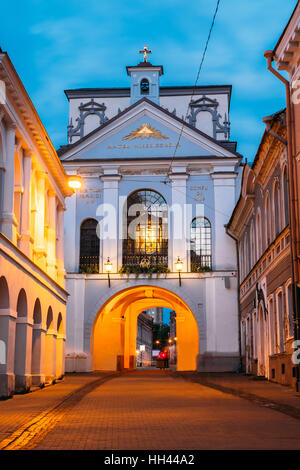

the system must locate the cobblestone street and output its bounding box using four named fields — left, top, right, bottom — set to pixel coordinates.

left=1, top=371, right=300, bottom=450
